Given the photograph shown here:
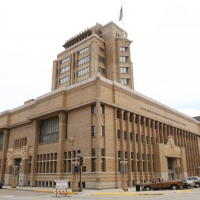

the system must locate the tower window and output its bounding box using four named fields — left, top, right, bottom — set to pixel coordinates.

left=99, top=67, right=105, bottom=75
left=120, top=47, right=128, bottom=51
left=120, top=67, right=128, bottom=73
left=99, top=56, right=105, bottom=63
left=121, top=78, right=129, bottom=85
left=120, top=56, right=128, bottom=62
